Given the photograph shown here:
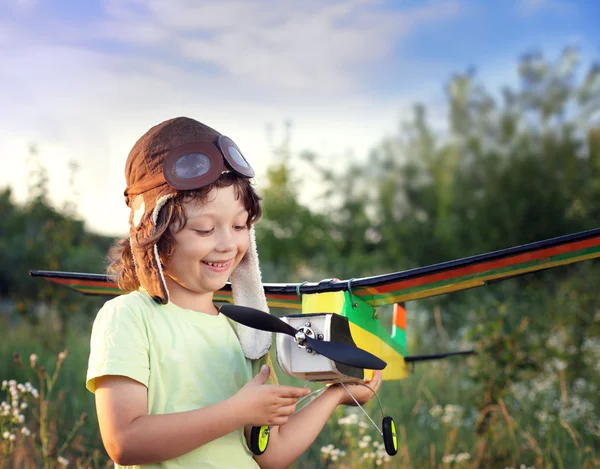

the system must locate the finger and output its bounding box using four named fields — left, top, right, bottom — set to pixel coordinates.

left=277, top=386, right=311, bottom=398
left=276, top=403, right=297, bottom=416
left=371, top=375, right=382, bottom=392
left=271, top=416, right=289, bottom=427
left=278, top=397, right=301, bottom=407
left=369, top=370, right=382, bottom=386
